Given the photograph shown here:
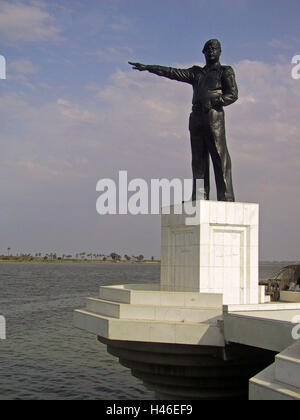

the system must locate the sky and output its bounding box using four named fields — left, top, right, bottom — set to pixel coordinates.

left=0, top=0, right=300, bottom=260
